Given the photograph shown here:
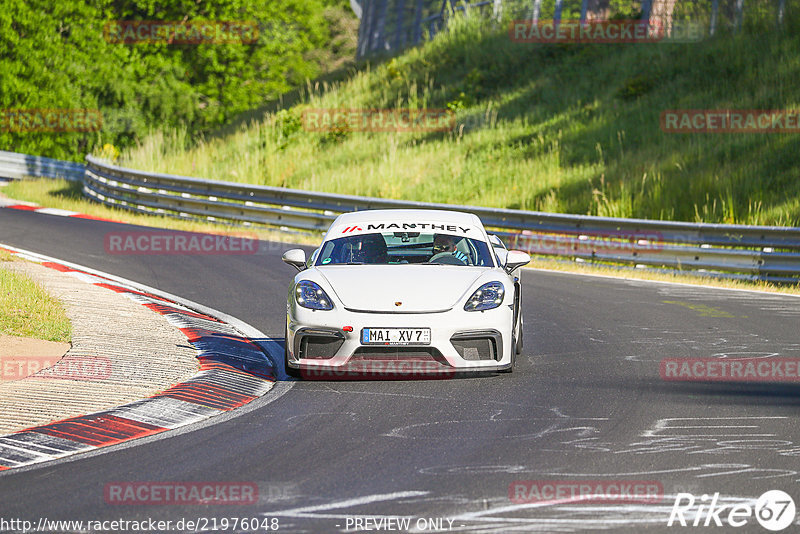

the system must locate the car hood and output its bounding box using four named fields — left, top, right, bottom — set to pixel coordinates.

left=316, top=265, right=489, bottom=312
